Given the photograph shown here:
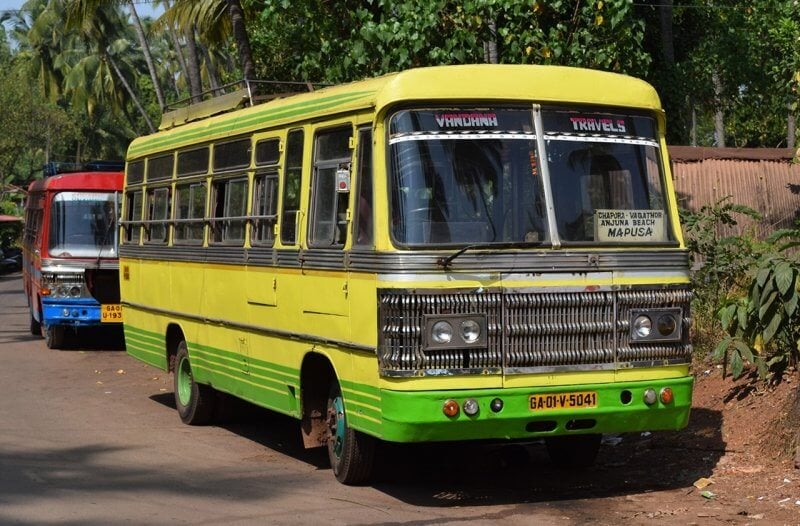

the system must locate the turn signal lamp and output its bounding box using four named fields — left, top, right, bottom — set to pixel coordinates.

left=660, top=387, right=674, bottom=404
left=443, top=399, right=460, bottom=417
left=40, top=287, right=51, bottom=296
